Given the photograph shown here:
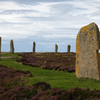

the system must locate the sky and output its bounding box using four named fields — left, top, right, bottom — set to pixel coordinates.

left=0, top=0, right=100, bottom=53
